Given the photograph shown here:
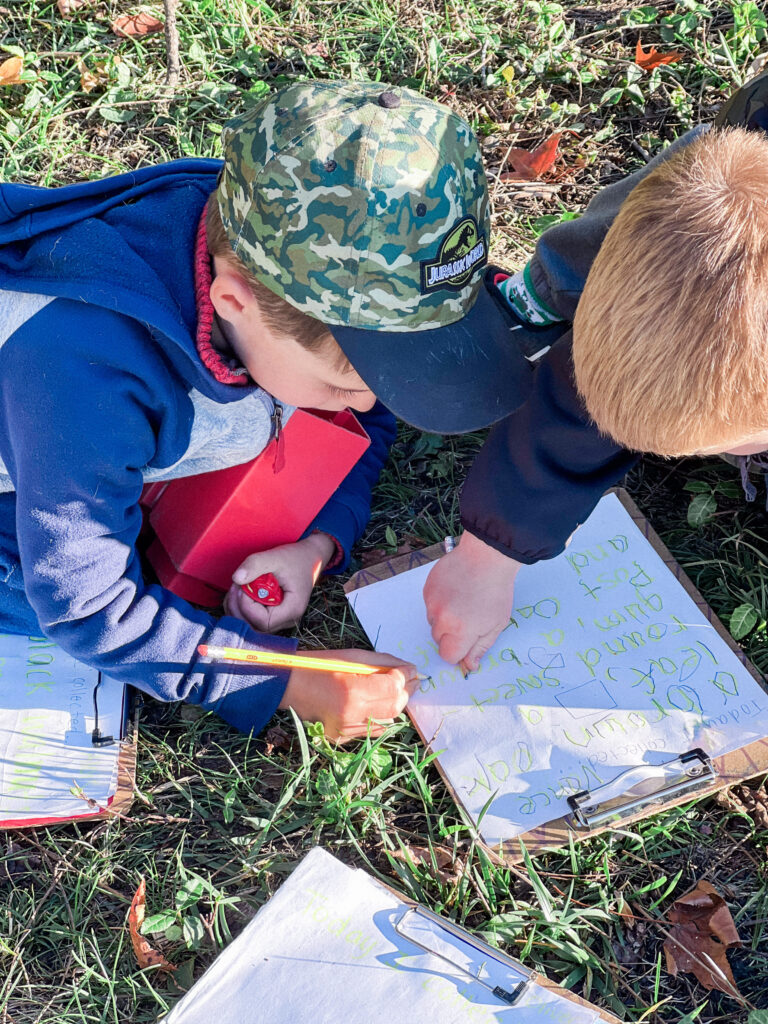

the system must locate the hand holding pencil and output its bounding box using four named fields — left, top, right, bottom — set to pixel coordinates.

left=200, top=644, right=419, bottom=744
left=278, top=649, right=418, bottom=743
